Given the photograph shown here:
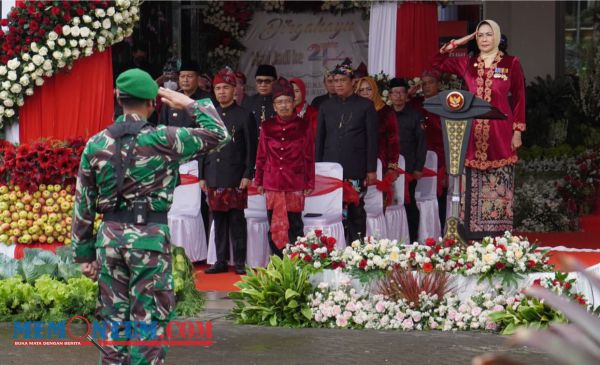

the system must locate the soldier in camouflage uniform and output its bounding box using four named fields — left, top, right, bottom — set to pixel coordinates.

left=71, top=68, right=230, bottom=365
